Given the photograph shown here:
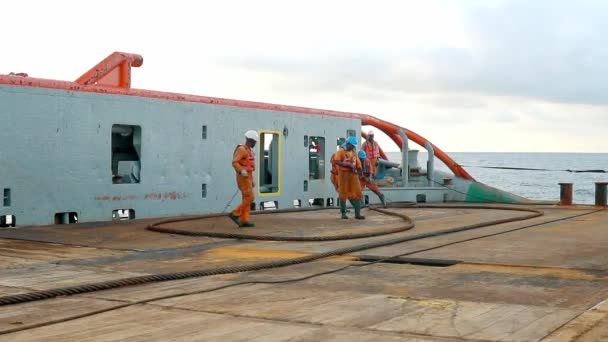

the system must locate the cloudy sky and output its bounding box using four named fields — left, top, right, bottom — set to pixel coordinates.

left=2, top=0, right=607, bottom=152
